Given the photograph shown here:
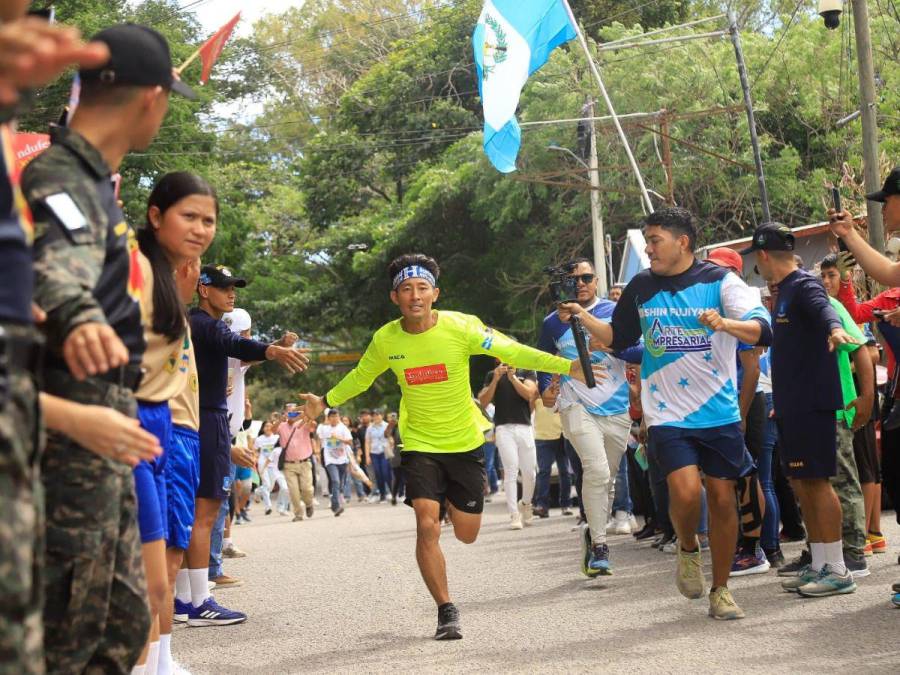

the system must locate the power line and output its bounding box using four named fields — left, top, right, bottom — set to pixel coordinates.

left=749, top=0, right=805, bottom=90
